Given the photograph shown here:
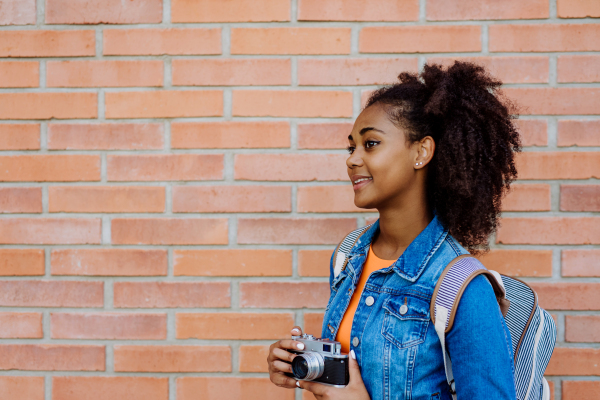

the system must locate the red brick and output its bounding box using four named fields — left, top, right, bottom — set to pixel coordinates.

left=103, top=28, right=220, bottom=56
left=0, top=187, right=42, bottom=213
left=497, top=218, right=600, bottom=245
left=298, top=185, right=376, bottom=213
left=428, top=0, right=548, bottom=20
left=516, top=152, right=600, bottom=180
left=0, top=93, right=97, bottom=119
left=502, top=184, right=551, bottom=211
left=114, top=345, right=231, bottom=372
left=506, top=88, right=600, bottom=115
left=0, top=376, right=43, bottom=400
left=0, top=124, right=40, bottom=150
left=51, top=313, right=166, bottom=340
left=113, top=282, right=230, bottom=308
left=105, top=90, right=222, bottom=119
left=558, top=120, right=600, bottom=147
left=562, top=250, right=600, bottom=277
left=0, top=312, right=42, bottom=338
left=235, top=154, right=348, bottom=181
left=558, top=0, right=600, bottom=18
left=360, top=26, right=481, bottom=53
left=174, top=249, right=292, bottom=276
left=173, top=185, right=290, bottom=213
left=177, top=377, right=293, bottom=400
left=561, top=185, right=600, bottom=211
left=562, top=381, right=600, bottom=399
left=240, top=282, right=329, bottom=308
left=52, top=377, right=168, bottom=400
left=107, top=154, right=223, bottom=181
left=427, top=56, right=549, bottom=84
left=51, top=249, right=167, bottom=276
left=476, top=250, right=553, bottom=277
left=48, top=123, right=163, bottom=150
left=0, top=0, right=36, bottom=25
left=0, top=218, right=101, bottom=244
left=46, top=0, right=162, bottom=24
left=172, top=58, right=290, bottom=86
left=304, top=312, right=325, bottom=336
left=298, top=58, right=418, bottom=86
left=233, top=90, right=352, bottom=118
left=0, top=344, right=104, bottom=371
left=0, top=280, right=103, bottom=307
left=515, top=119, right=547, bottom=147
left=49, top=186, right=165, bottom=213
left=299, top=250, right=332, bottom=277
left=0, top=155, right=100, bottom=182
left=176, top=313, right=294, bottom=339
left=546, top=348, right=600, bottom=375
left=172, top=0, right=289, bottom=22
left=111, top=218, right=228, bottom=245
left=0, top=61, right=38, bottom=87
left=231, top=28, right=350, bottom=55
left=558, top=55, right=600, bottom=83
left=489, top=24, right=600, bottom=52
left=298, top=123, right=353, bottom=149
left=0, top=30, right=95, bottom=57
left=565, top=315, right=600, bottom=342
left=239, top=345, right=269, bottom=372
left=299, top=0, right=418, bottom=21
left=171, top=121, right=290, bottom=149
left=530, top=283, right=600, bottom=311
left=238, top=218, right=356, bottom=245
left=0, top=249, right=44, bottom=276
left=47, top=60, right=162, bottom=88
